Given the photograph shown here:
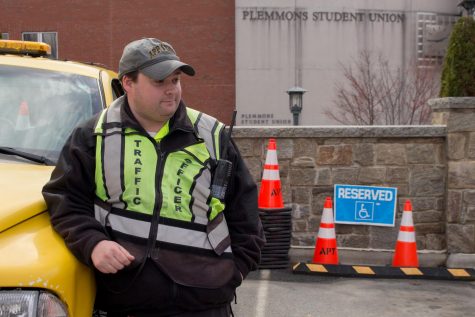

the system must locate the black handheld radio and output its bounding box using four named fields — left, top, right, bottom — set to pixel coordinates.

left=210, top=110, right=237, bottom=200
